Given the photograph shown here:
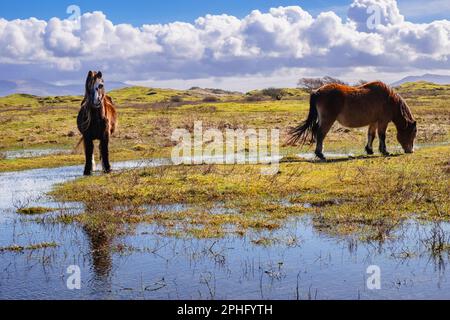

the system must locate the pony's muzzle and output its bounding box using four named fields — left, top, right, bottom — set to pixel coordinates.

left=405, top=147, right=414, bottom=154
